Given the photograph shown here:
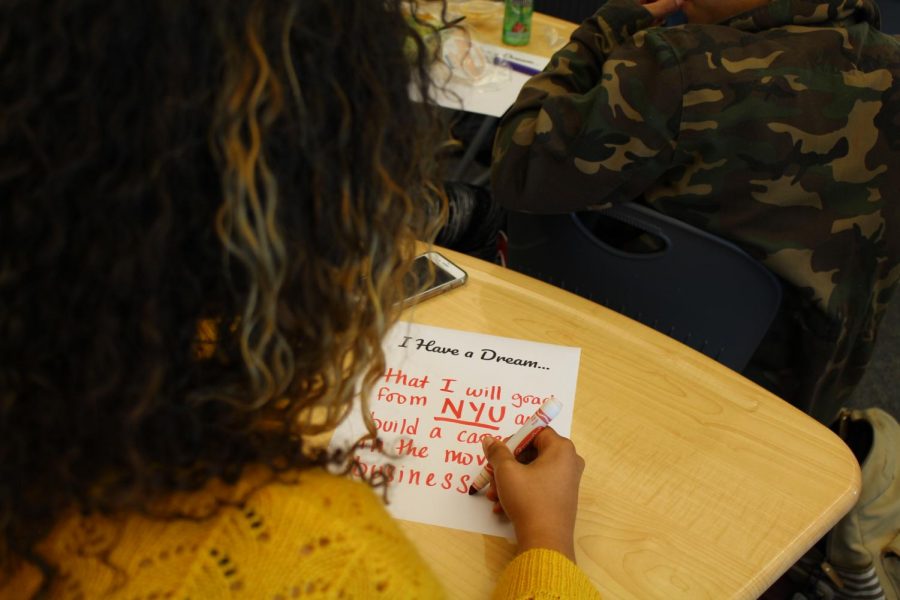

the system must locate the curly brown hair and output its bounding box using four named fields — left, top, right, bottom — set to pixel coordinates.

left=0, top=0, right=448, bottom=585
